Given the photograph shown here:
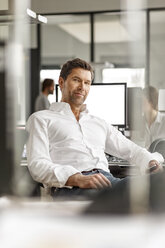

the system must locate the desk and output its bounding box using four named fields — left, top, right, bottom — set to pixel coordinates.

left=1, top=197, right=165, bottom=248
